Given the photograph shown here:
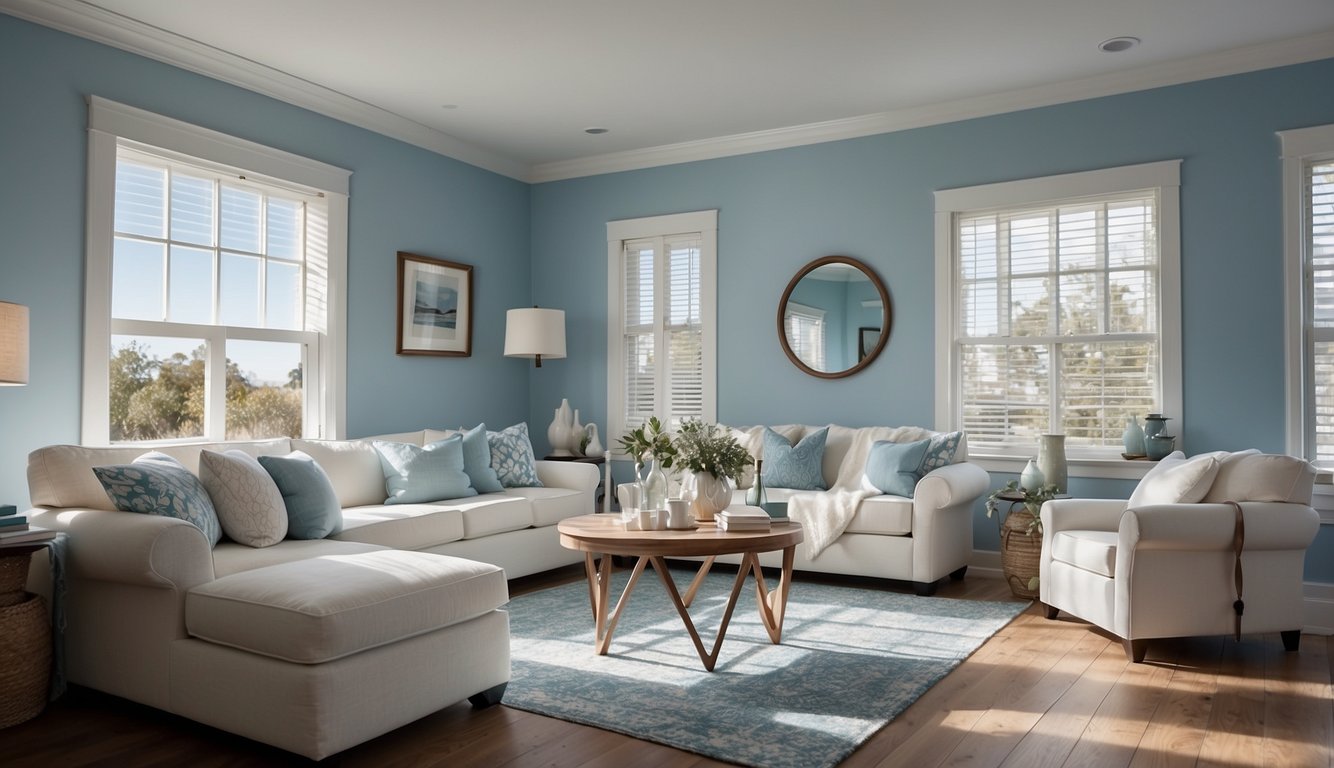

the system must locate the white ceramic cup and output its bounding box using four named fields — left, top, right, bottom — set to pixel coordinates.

left=666, top=498, right=693, bottom=529
left=617, top=483, right=640, bottom=511
left=637, top=508, right=654, bottom=531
